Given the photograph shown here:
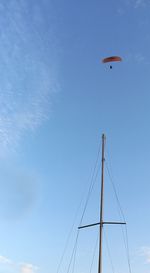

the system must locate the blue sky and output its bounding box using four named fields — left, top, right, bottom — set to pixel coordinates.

left=0, top=1, right=150, bottom=273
